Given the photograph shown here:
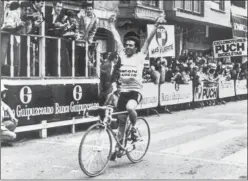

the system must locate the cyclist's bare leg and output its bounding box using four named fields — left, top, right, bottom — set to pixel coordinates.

left=116, top=114, right=127, bottom=142
left=110, top=100, right=138, bottom=160
left=126, top=99, right=138, bottom=127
